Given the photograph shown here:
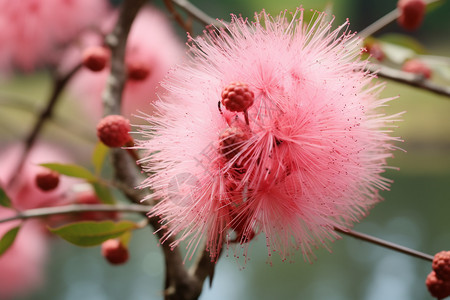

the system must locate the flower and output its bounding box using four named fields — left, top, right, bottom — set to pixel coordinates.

left=0, top=209, right=48, bottom=300
left=0, top=0, right=110, bottom=72
left=67, top=6, right=184, bottom=120
left=137, top=9, right=402, bottom=262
